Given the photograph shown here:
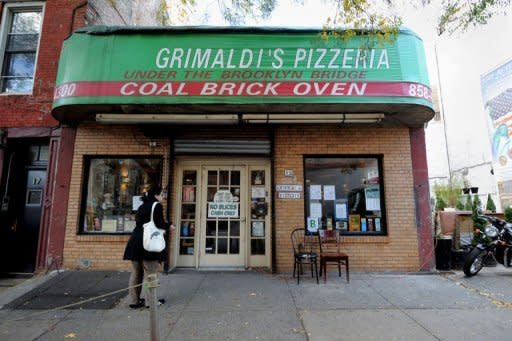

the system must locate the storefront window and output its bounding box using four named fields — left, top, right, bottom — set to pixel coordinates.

left=81, top=157, right=162, bottom=234
left=304, top=156, right=386, bottom=235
